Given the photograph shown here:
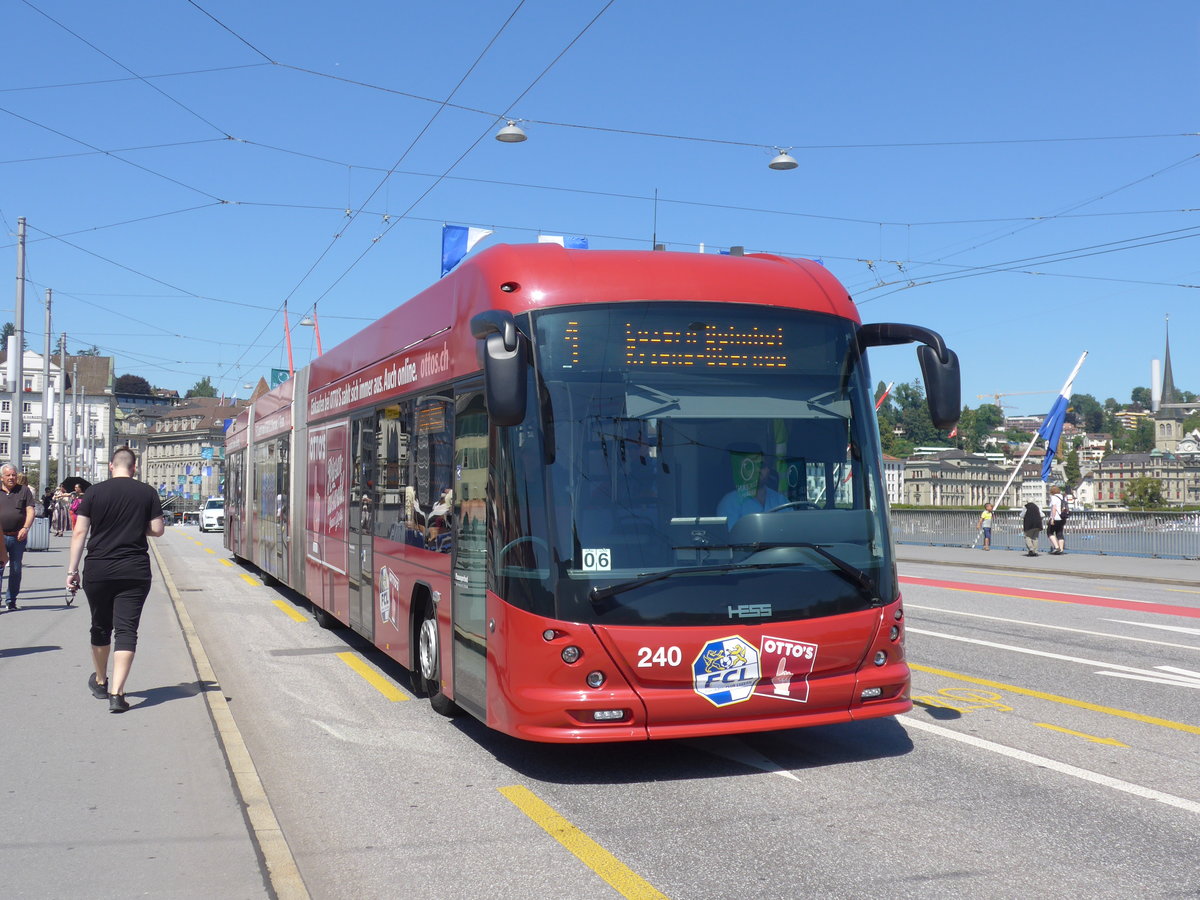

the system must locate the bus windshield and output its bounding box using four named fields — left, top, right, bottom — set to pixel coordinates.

left=493, top=302, right=896, bottom=627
